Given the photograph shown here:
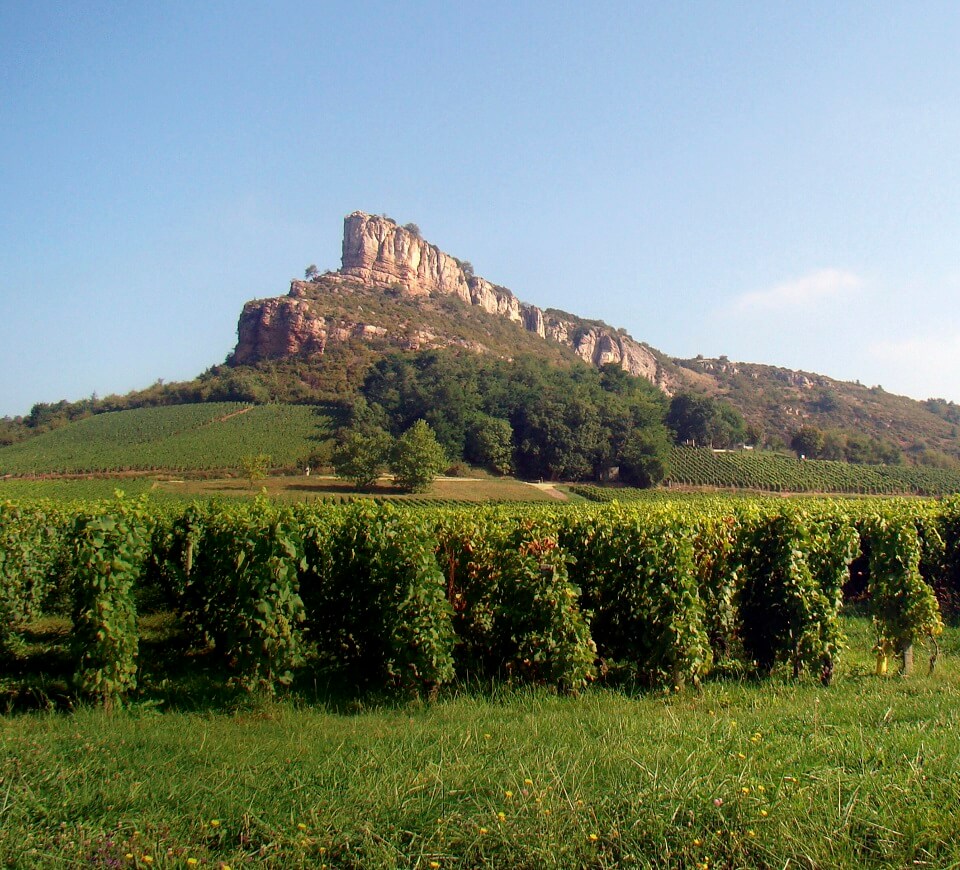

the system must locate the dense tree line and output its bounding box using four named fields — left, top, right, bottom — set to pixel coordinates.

left=342, top=351, right=678, bottom=484
left=791, top=425, right=902, bottom=465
